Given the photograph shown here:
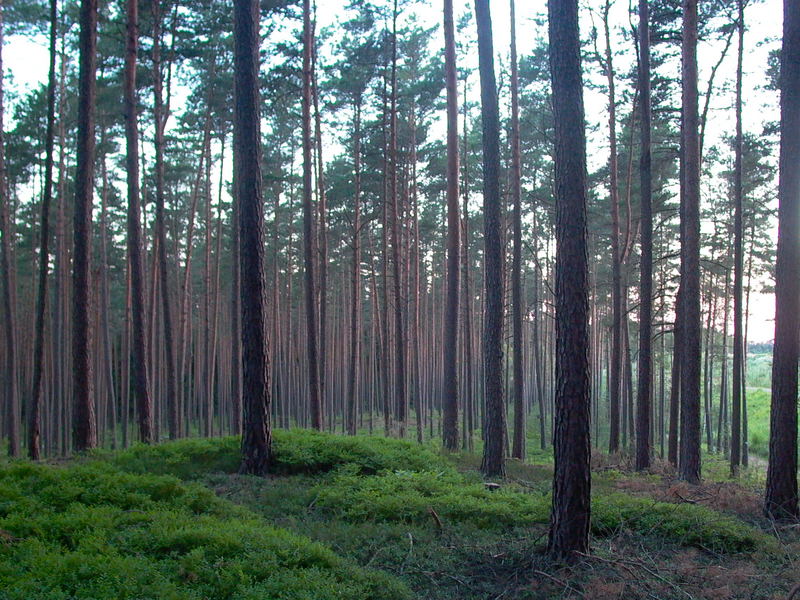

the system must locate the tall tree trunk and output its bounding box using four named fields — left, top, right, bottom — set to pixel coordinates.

left=230, top=159, right=242, bottom=435
left=597, top=0, right=623, bottom=454
left=234, top=0, right=272, bottom=476
left=547, top=0, right=591, bottom=560
left=389, top=0, right=407, bottom=437
left=0, top=5, right=17, bottom=457
left=510, top=0, right=525, bottom=460
left=312, top=29, right=328, bottom=424
left=668, top=287, right=681, bottom=465
left=124, top=0, right=153, bottom=444
left=442, top=0, right=460, bottom=451
left=302, top=0, right=322, bottom=430
left=461, top=79, right=475, bottom=452
left=634, top=0, right=653, bottom=471
left=346, top=99, right=362, bottom=436
left=765, top=0, right=800, bottom=520
left=152, top=0, right=178, bottom=439
left=29, top=0, right=58, bottom=459
left=71, top=0, right=98, bottom=452
left=730, top=0, right=745, bottom=475
left=678, top=0, right=702, bottom=484
left=475, top=0, right=505, bottom=478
